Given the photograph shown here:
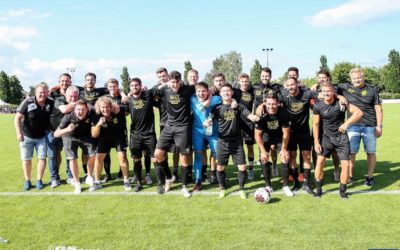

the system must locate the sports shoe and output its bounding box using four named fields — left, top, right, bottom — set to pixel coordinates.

left=339, top=190, right=348, bottom=199
left=302, top=183, right=315, bottom=195
left=74, top=183, right=81, bottom=194
left=101, top=174, right=112, bottom=183
left=348, top=176, right=354, bottom=185
left=248, top=170, right=254, bottom=181
left=239, top=190, right=247, bottom=199
left=124, top=181, right=132, bottom=191
left=157, top=184, right=165, bottom=194
left=282, top=186, right=294, bottom=197
left=36, top=180, right=44, bottom=190
left=218, top=189, right=227, bottom=199
left=193, top=183, right=202, bottom=192
left=364, top=176, right=375, bottom=187
left=134, top=184, right=143, bottom=192
left=181, top=186, right=192, bottom=198
left=291, top=180, right=301, bottom=191
left=23, top=180, right=32, bottom=191
left=85, top=175, right=94, bottom=186
left=265, top=186, right=273, bottom=193
left=66, top=177, right=75, bottom=185
left=144, top=175, right=153, bottom=185
left=51, top=180, right=60, bottom=189
left=165, top=176, right=175, bottom=192
left=89, top=182, right=102, bottom=192
left=272, top=166, right=279, bottom=177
